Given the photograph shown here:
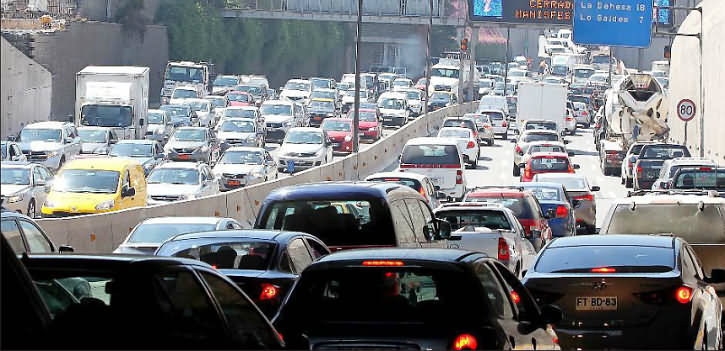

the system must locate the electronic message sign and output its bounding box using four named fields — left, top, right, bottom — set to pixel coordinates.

left=468, top=0, right=574, bottom=25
